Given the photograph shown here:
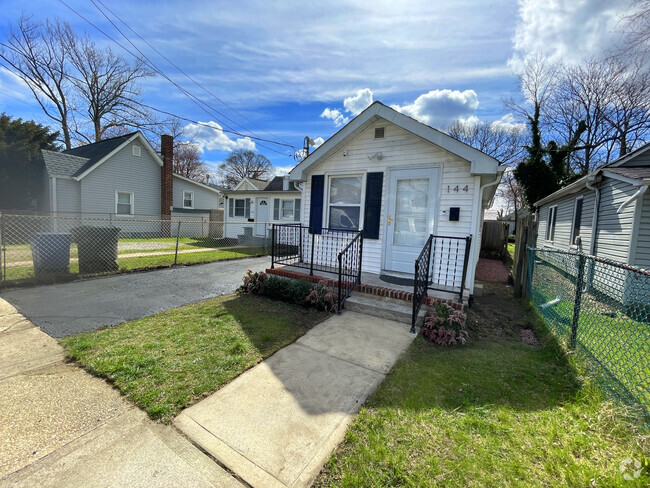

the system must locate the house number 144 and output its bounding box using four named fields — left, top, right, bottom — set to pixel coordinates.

left=448, top=185, right=469, bottom=192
